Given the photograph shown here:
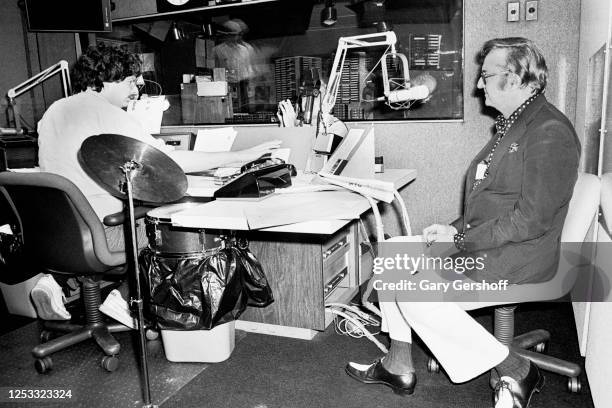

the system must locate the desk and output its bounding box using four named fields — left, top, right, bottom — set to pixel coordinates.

left=173, top=169, right=417, bottom=339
